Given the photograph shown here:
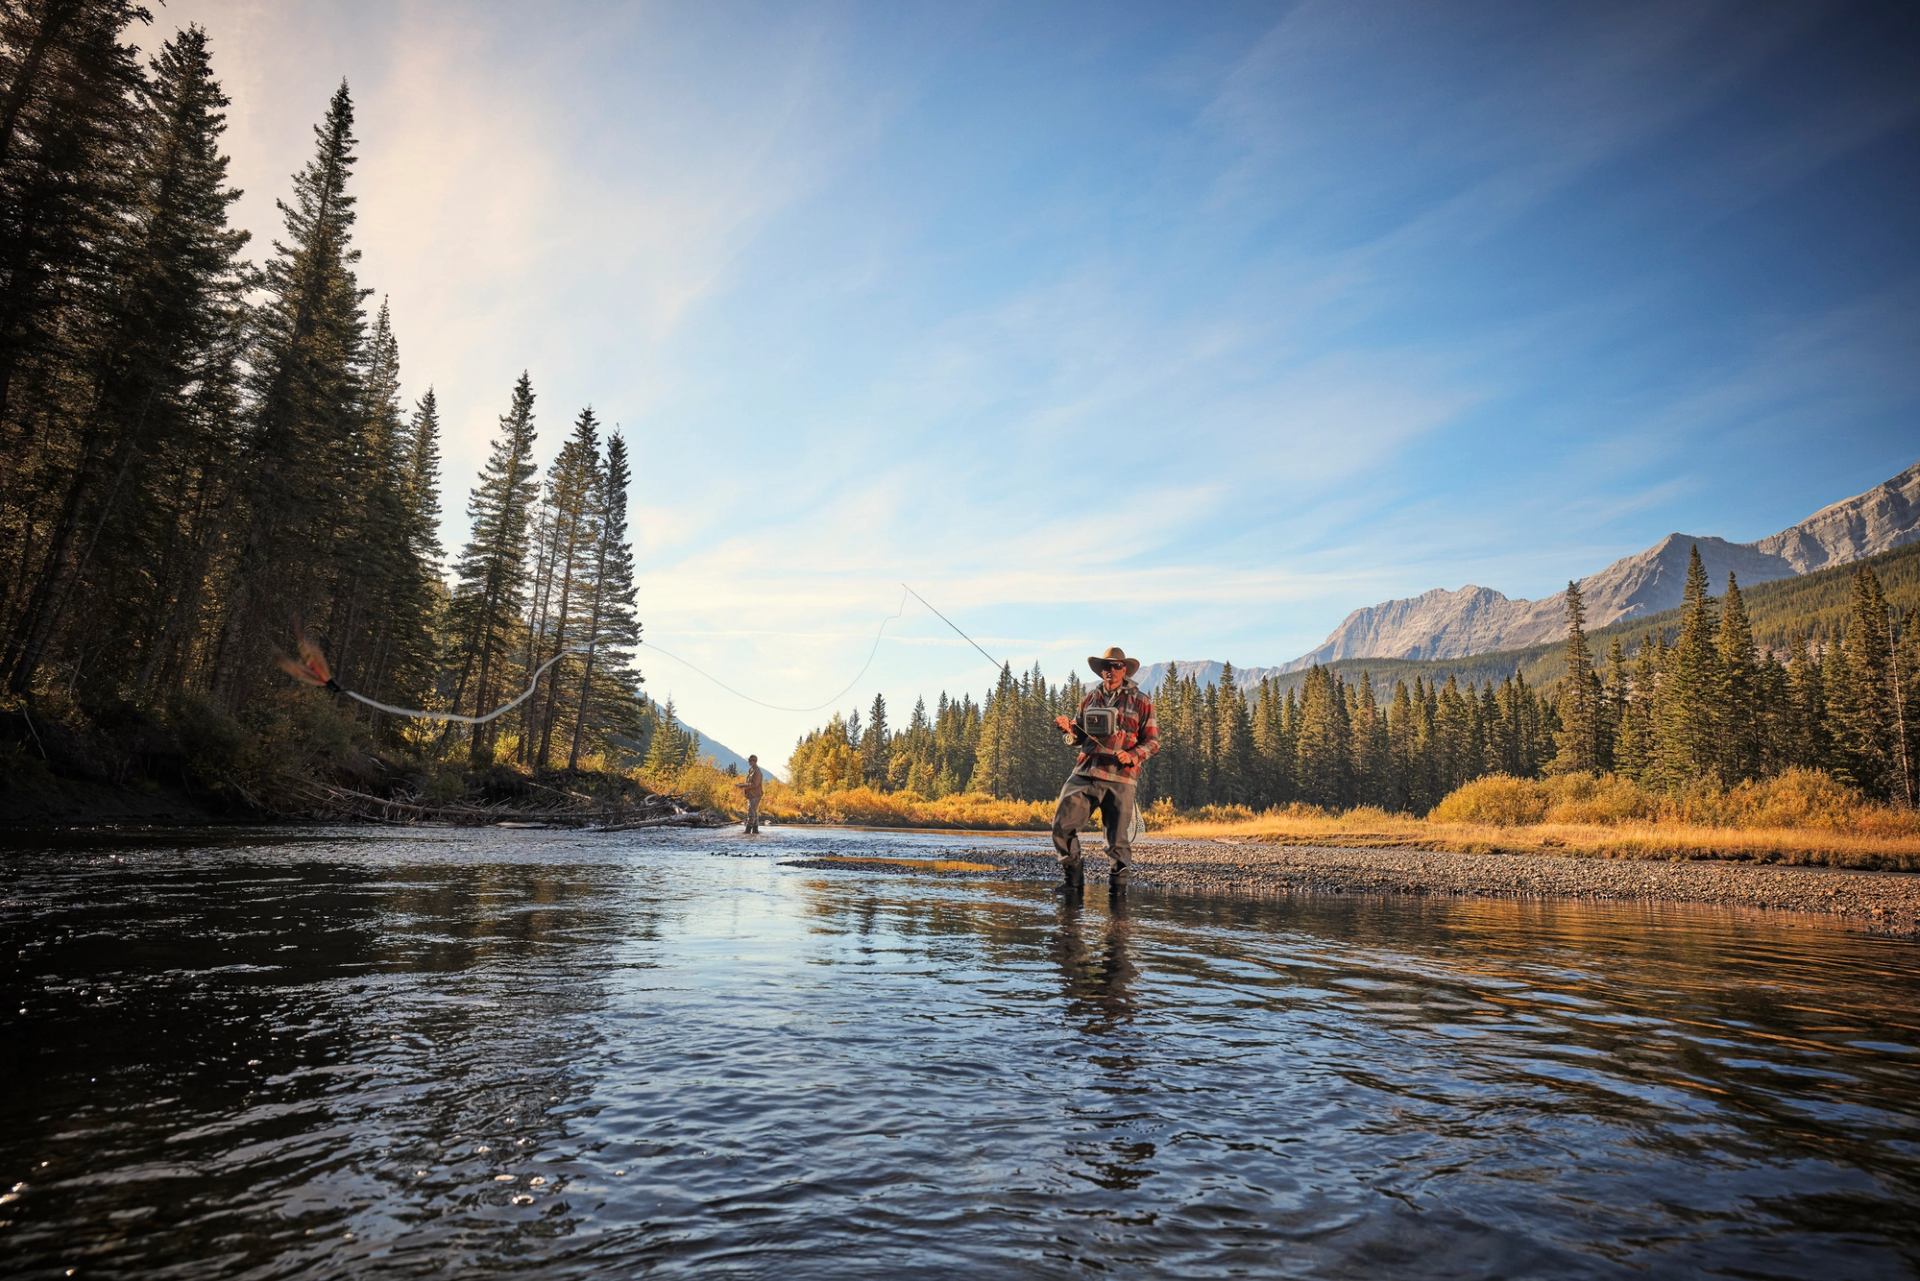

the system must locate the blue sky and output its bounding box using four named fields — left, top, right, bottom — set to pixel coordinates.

left=163, top=0, right=1920, bottom=762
